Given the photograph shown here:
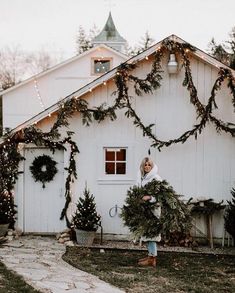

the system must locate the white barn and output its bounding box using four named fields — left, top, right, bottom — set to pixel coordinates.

left=1, top=16, right=235, bottom=242
left=1, top=13, right=127, bottom=131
